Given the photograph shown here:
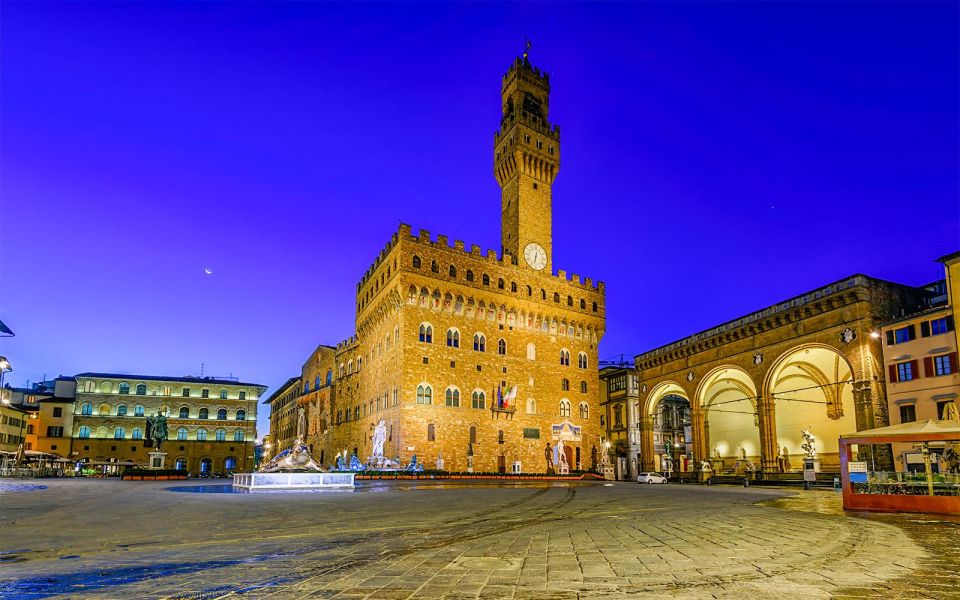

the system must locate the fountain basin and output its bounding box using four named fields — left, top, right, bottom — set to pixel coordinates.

left=232, top=472, right=355, bottom=490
